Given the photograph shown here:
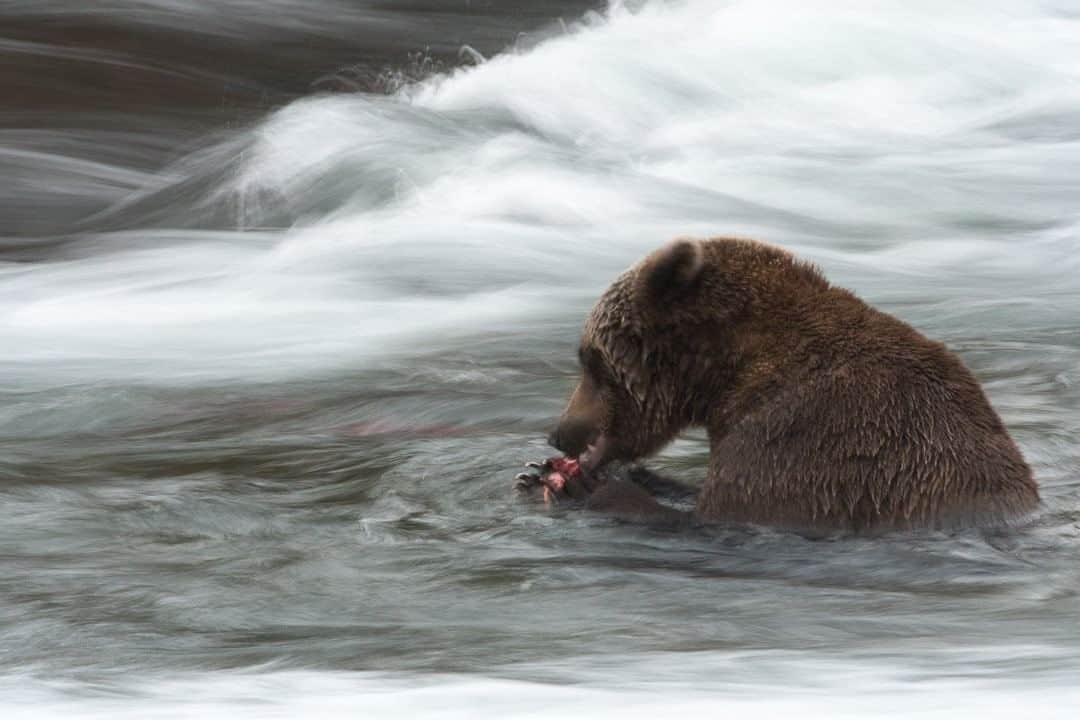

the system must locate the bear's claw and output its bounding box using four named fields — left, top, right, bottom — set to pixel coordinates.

left=514, top=456, right=589, bottom=505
